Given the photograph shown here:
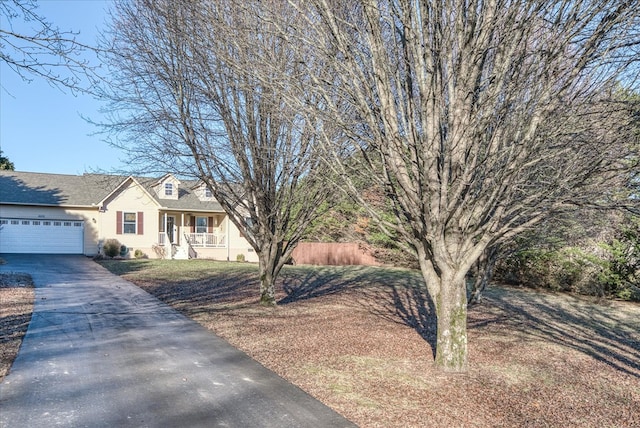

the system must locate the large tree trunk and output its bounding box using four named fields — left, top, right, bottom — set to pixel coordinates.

left=433, top=274, right=469, bottom=372
left=258, top=253, right=276, bottom=306
left=417, top=247, right=471, bottom=372
left=257, top=242, right=284, bottom=306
